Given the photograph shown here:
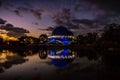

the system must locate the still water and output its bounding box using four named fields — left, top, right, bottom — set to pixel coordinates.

left=0, top=48, right=120, bottom=80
